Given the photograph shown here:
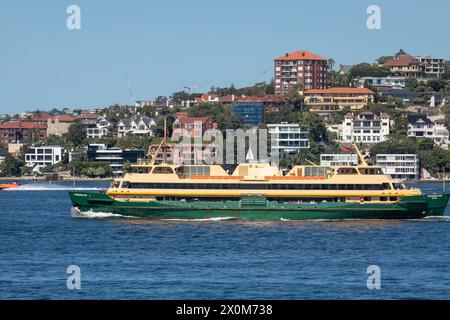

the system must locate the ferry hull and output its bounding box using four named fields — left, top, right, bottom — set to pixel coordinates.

left=69, top=192, right=450, bottom=220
